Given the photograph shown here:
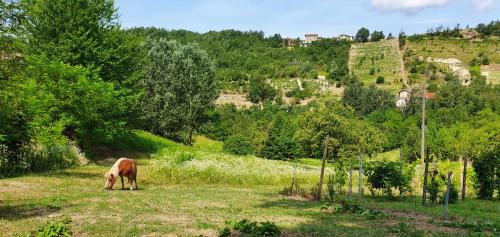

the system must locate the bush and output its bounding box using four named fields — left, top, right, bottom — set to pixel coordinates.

left=223, top=134, right=254, bottom=156
left=376, top=76, right=385, bottom=84
left=365, top=161, right=412, bottom=196
left=369, top=68, right=376, bottom=75
left=428, top=170, right=442, bottom=204
left=220, top=219, right=281, bottom=237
